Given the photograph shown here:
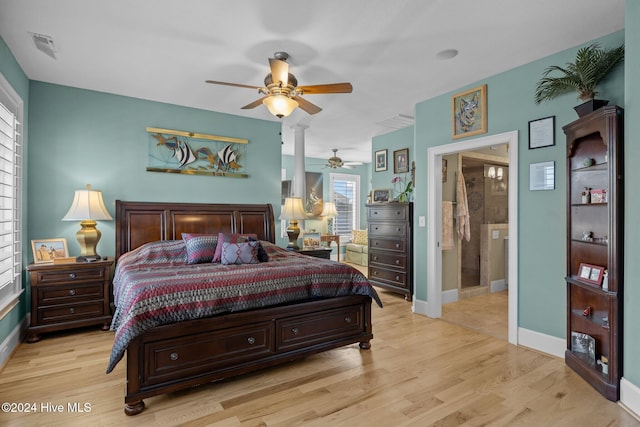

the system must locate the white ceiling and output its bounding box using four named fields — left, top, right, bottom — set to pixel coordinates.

left=0, top=0, right=625, bottom=164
